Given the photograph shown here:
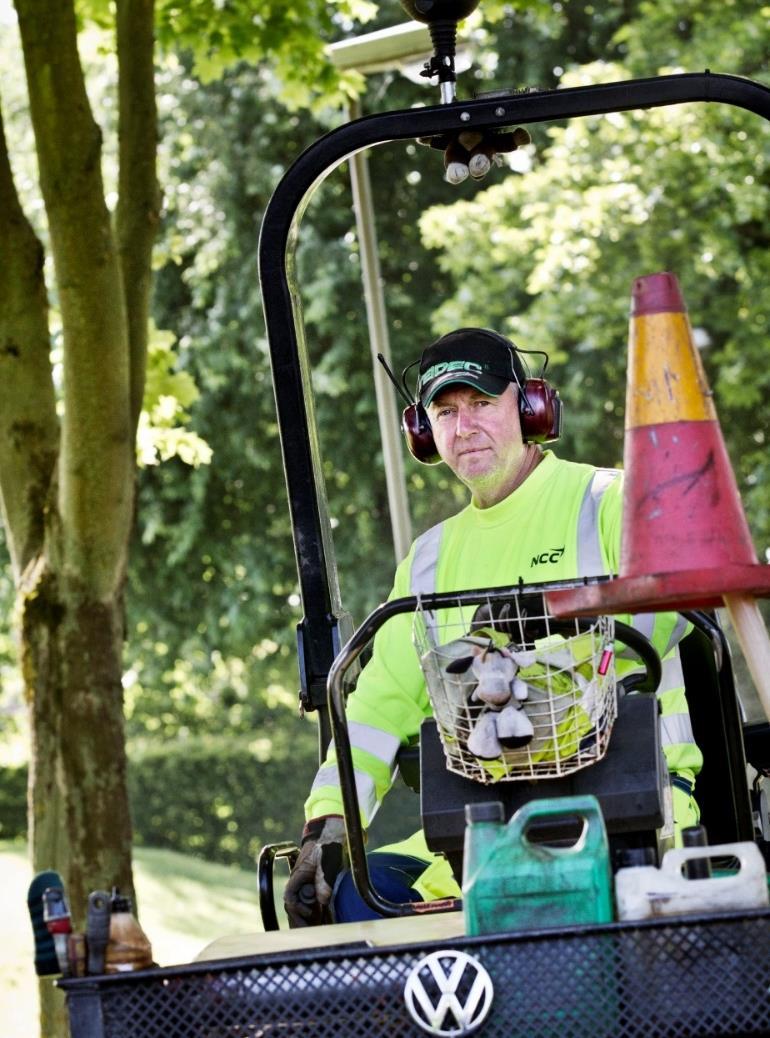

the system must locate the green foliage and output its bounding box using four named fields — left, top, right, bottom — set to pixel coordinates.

left=617, top=0, right=770, bottom=76
left=127, top=728, right=317, bottom=868
left=153, top=0, right=373, bottom=108
left=128, top=63, right=315, bottom=716
left=0, top=765, right=27, bottom=839
left=138, top=322, right=214, bottom=468
left=476, top=0, right=643, bottom=84
left=123, top=641, right=302, bottom=745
